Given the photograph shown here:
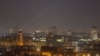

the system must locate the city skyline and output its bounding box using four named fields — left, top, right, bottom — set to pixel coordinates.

left=0, top=0, right=100, bottom=32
